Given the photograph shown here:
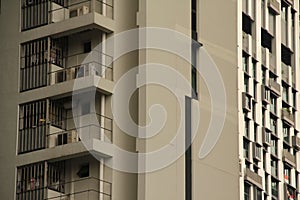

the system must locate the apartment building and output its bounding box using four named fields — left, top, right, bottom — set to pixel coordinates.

left=1, top=0, right=300, bottom=200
